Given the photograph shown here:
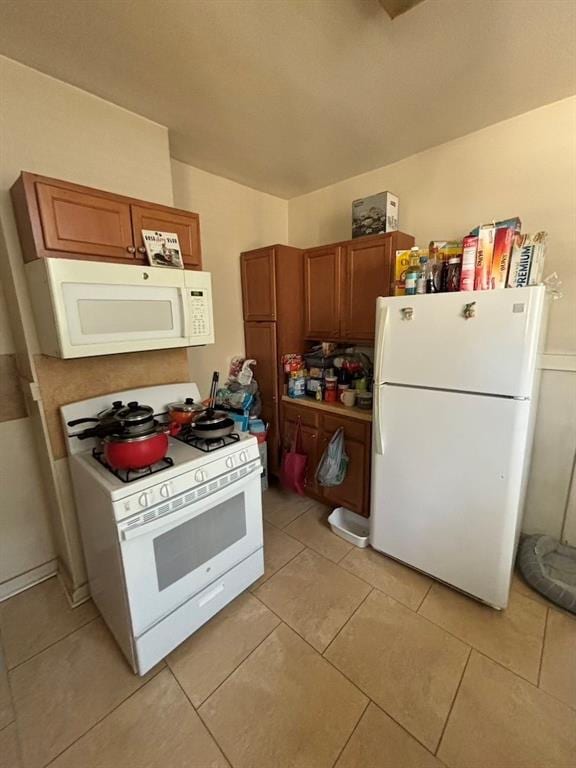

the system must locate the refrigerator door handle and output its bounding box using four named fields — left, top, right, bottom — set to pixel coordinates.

left=374, top=302, right=389, bottom=384
left=374, top=385, right=385, bottom=456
